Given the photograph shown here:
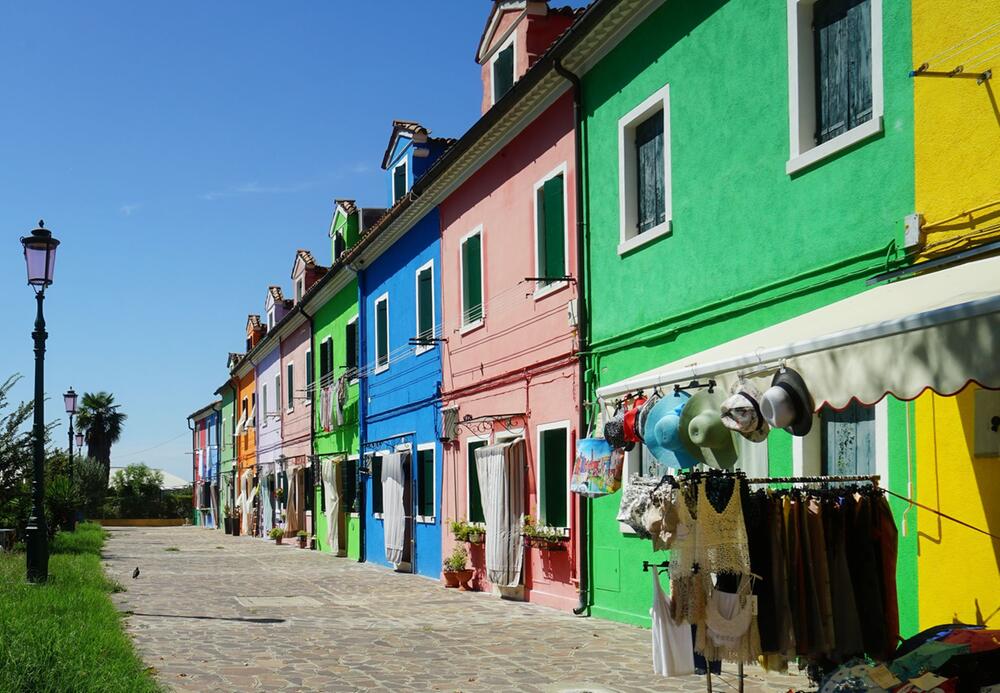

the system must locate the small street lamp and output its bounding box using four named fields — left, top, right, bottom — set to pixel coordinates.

left=75, top=432, right=84, bottom=449
left=21, top=220, right=60, bottom=584
left=64, top=387, right=79, bottom=532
